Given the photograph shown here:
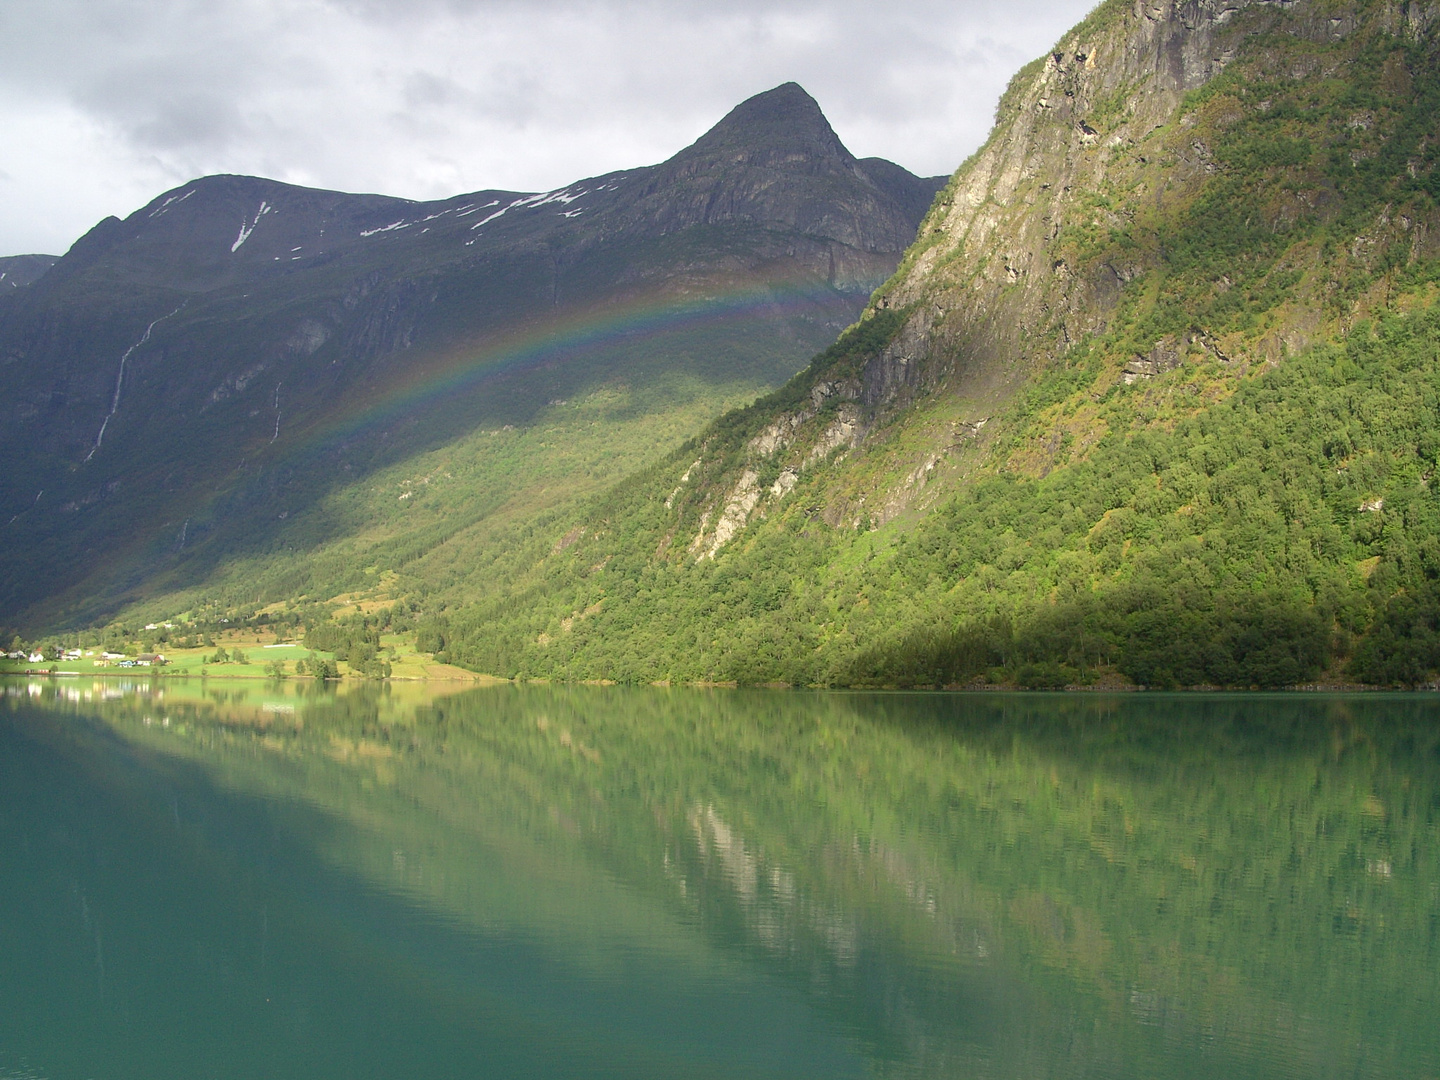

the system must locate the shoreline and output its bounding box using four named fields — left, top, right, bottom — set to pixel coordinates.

left=1, top=670, right=1435, bottom=693
left=0, top=669, right=498, bottom=684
